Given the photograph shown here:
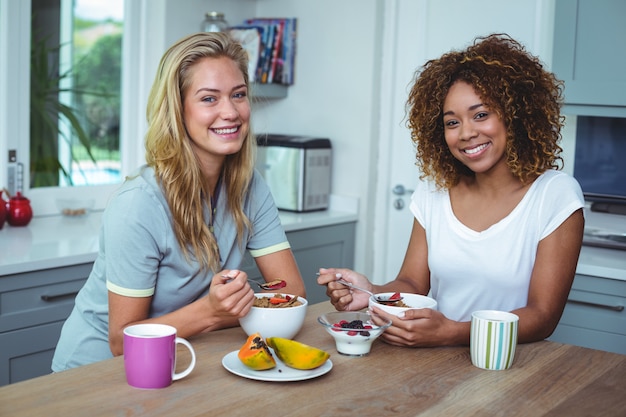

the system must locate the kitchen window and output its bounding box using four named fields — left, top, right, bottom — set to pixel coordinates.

left=30, top=0, right=123, bottom=190
left=0, top=0, right=151, bottom=216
